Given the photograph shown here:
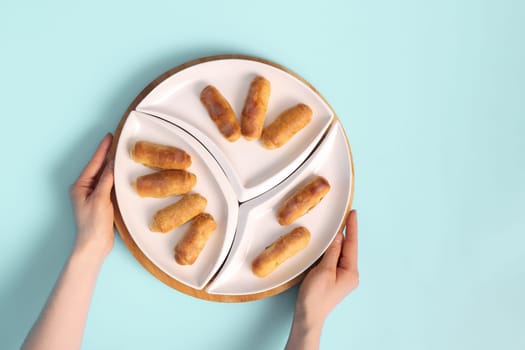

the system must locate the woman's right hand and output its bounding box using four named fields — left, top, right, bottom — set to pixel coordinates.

left=286, top=210, right=359, bottom=350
